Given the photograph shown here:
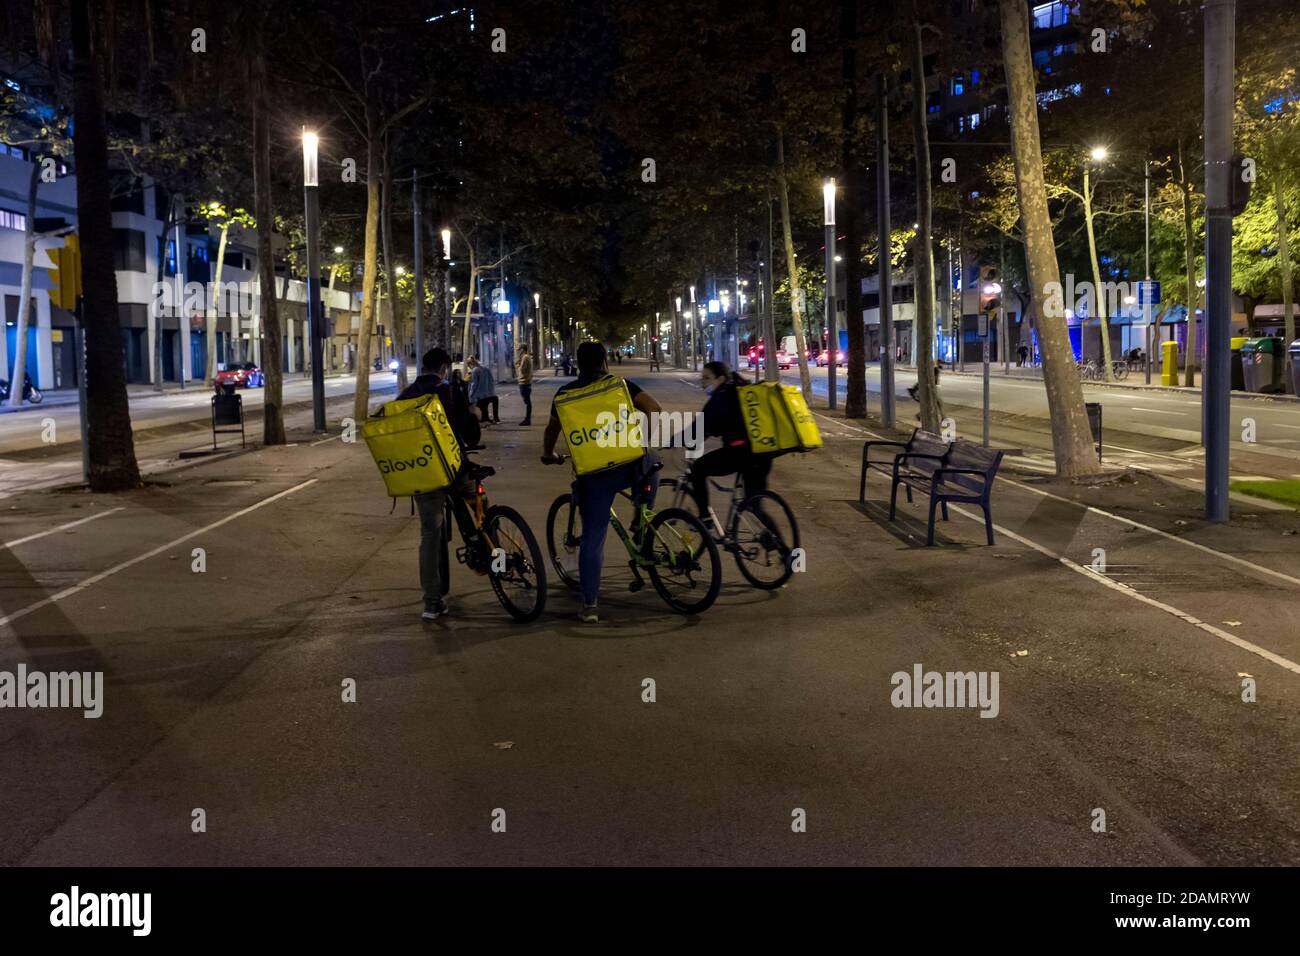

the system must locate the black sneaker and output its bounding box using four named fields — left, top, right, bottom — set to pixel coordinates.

left=421, top=600, right=449, bottom=622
